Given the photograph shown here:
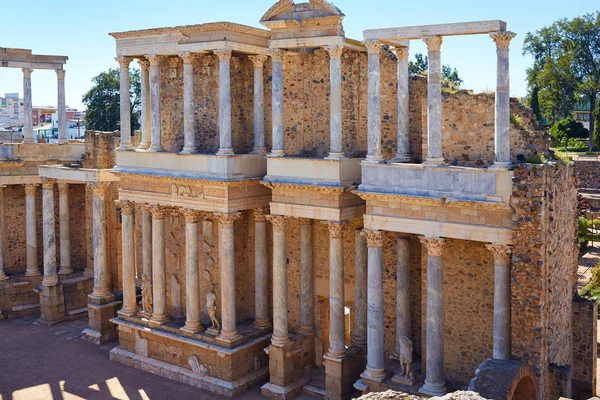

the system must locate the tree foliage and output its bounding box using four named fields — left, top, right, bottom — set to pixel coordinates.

left=523, top=12, right=600, bottom=149
left=82, top=68, right=141, bottom=133
left=549, top=117, right=589, bottom=145
left=408, top=53, right=464, bottom=87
